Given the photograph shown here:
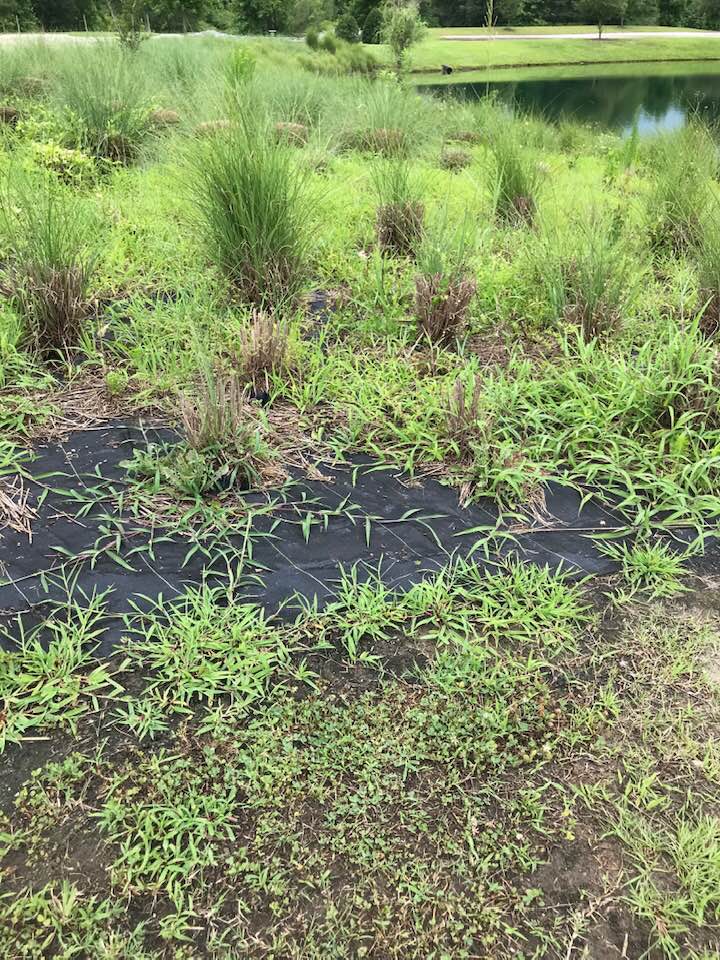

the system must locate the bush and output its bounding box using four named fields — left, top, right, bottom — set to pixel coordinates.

left=0, top=174, right=99, bottom=360
left=336, top=13, right=360, bottom=43
left=187, top=113, right=310, bottom=308
left=362, top=7, right=383, bottom=44
left=439, top=147, right=472, bottom=172
left=305, top=27, right=320, bottom=49
left=319, top=32, right=337, bottom=54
